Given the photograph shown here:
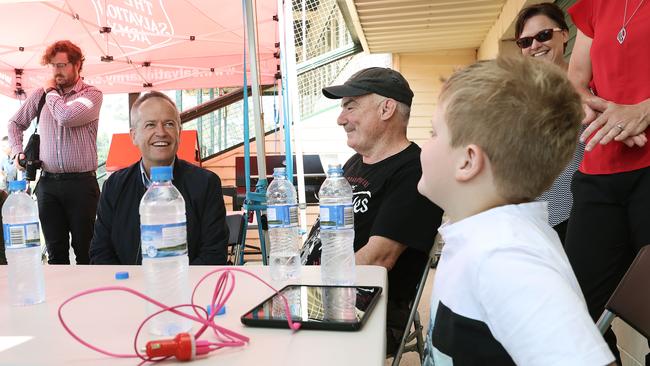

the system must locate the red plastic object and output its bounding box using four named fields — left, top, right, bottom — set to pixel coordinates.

left=105, top=130, right=201, bottom=172
left=145, top=332, right=195, bottom=361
